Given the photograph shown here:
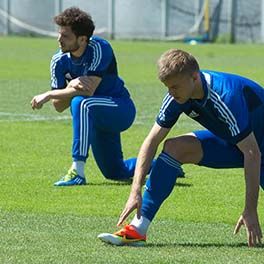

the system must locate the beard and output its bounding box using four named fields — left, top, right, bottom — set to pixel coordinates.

left=60, top=42, right=80, bottom=53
